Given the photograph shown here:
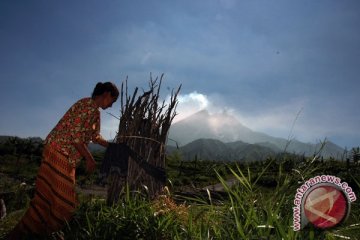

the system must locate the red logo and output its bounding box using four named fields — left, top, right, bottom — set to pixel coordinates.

left=304, top=185, right=348, bottom=229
